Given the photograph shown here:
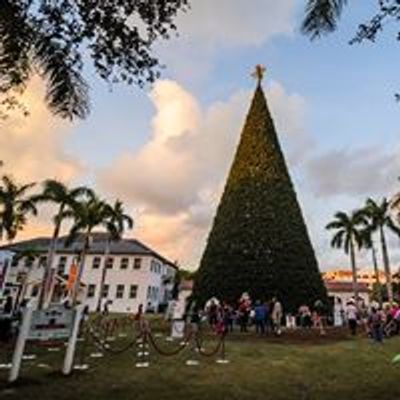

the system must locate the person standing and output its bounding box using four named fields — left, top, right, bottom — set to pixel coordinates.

left=346, top=300, right=358, bottom=336
left=313, top=299, right=326, bottom=336
left=272, top=297, right=283, bottom=336
left=207, top=300, right=218, bottom=327
left=223, top=303, right=234, bottom=333
left=368, top=307, right=383, bottom=343
left=254, top=301, right=267, bottom=335
left=238, top=299, right=250, bottom=332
